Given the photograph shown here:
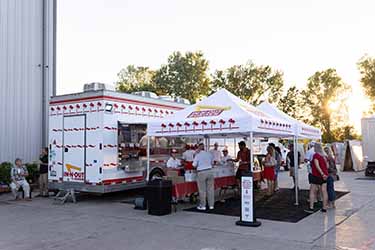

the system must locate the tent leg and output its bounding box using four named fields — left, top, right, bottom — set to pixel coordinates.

left=249, top=132, right=254, bottom=173
left=146, top=136, right=150, bottom=181
left=294, top=136, right=299, bottom=206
